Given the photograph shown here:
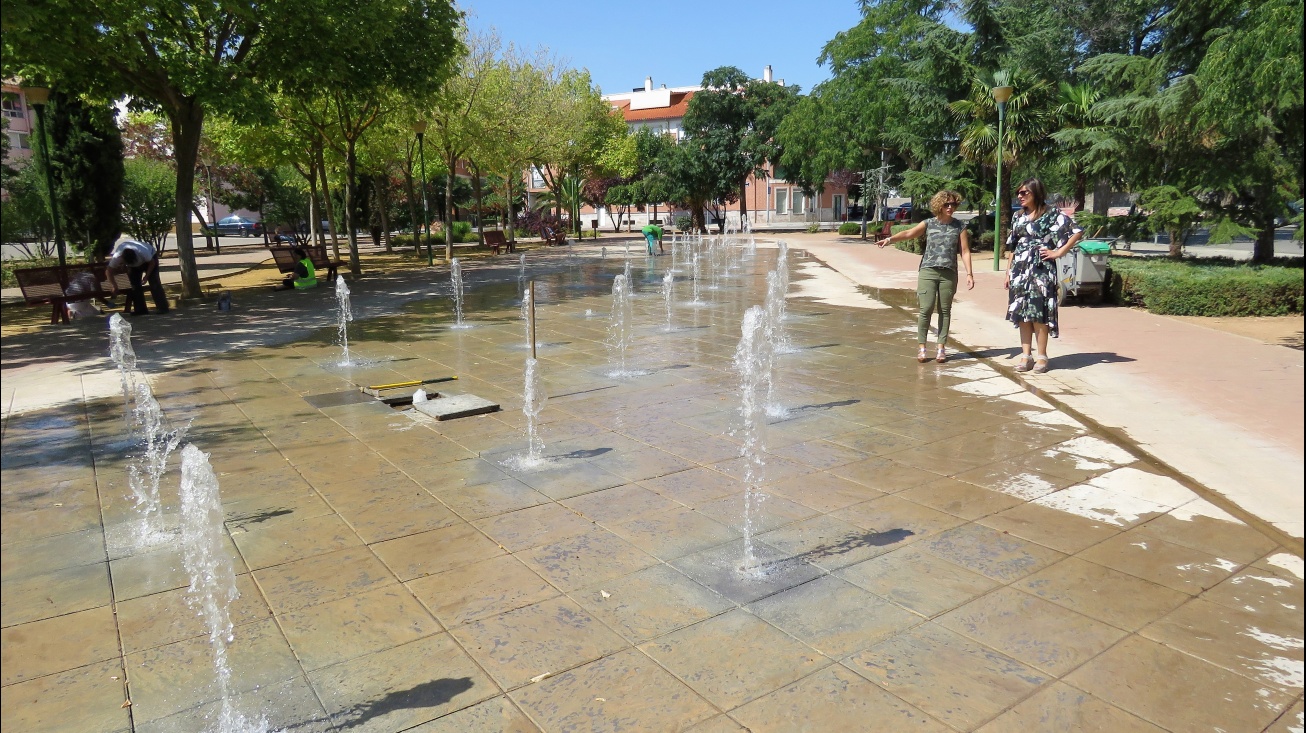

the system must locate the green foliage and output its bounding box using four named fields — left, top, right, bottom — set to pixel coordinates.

left=1109, top=257, right=1304, bottom=316
left=1, top=163, right=55, bottom=248
left=838, top=222, right=862, bottom=235
left=674, top=216, right=693, bottom=232
left=121, top=158, right=177, bottom=251
left=49, top=91, right=124, bottom=258
left=807, top=222, right=822, bottom=233
left=975, top=231, right=996, bottom=251
left=891, top=223, right=924, bottom=254
left=1137, top=185, right=1203, bottom=255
